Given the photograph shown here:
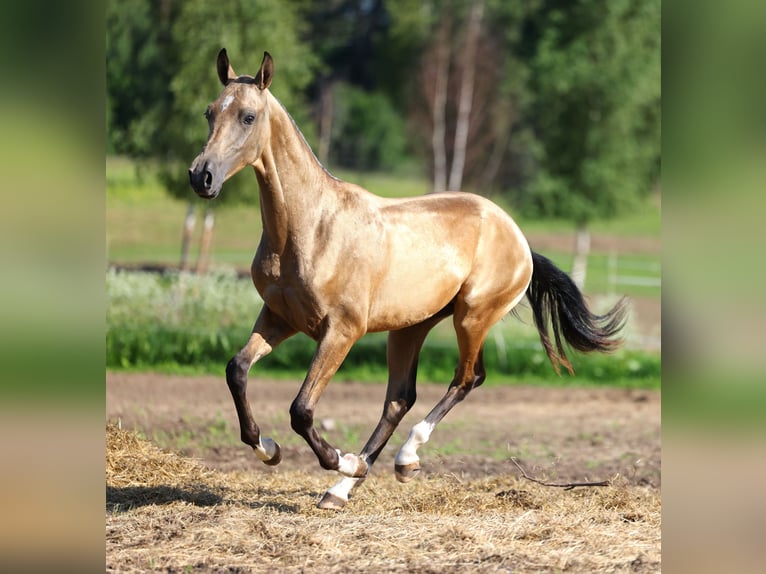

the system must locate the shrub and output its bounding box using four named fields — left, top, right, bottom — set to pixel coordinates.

left=106, top=270, right=659, bottom=388
left=329, top=83, right=409, bottom=171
